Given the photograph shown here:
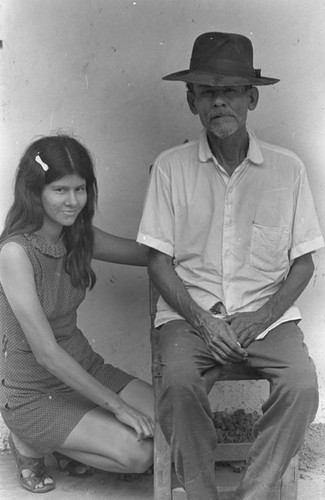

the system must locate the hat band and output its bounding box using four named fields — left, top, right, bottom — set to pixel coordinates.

left=190, top=57, right=257, bottom=78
